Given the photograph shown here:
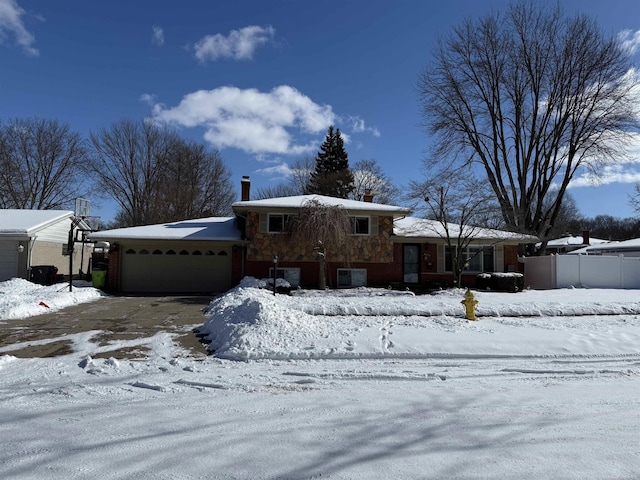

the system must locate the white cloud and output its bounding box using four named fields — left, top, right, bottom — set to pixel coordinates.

left=347, top=115, right=380, bottom=137
left=139, top=93, right=157, bottom=106
left=193, top=25, right=274, bottom=62
left=151, top=85, right=335, bottom=155
left=0, top=0, right=38, bottom=56
left=152, top=25, right=164, bottom=46
left=618, top=29, right=640, bottom=55
left=255, top=162, right=293, bottom=177
left=569, top=163, right=640, bottom=188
